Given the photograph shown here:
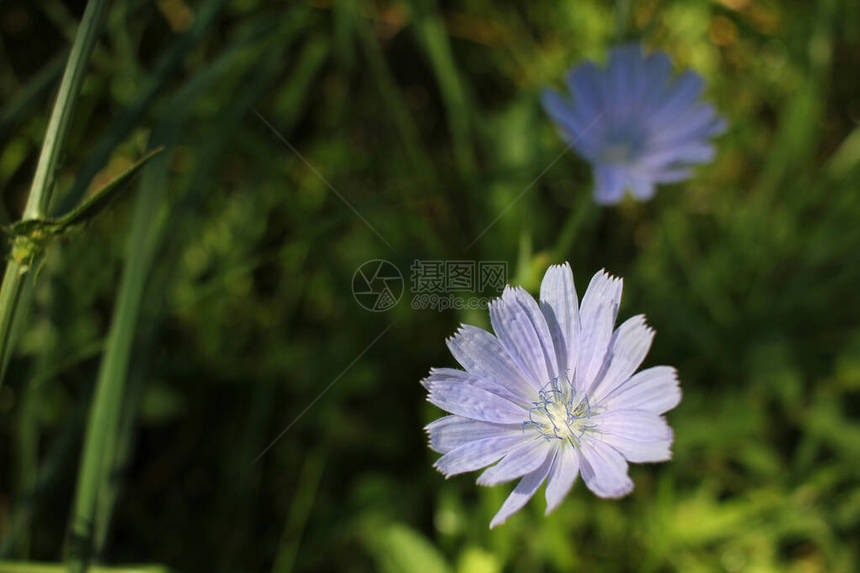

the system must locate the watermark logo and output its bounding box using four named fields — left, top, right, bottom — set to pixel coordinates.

left=352, top=259, right=404, bottom=312
left=353, top=259, right=508, bottom=312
